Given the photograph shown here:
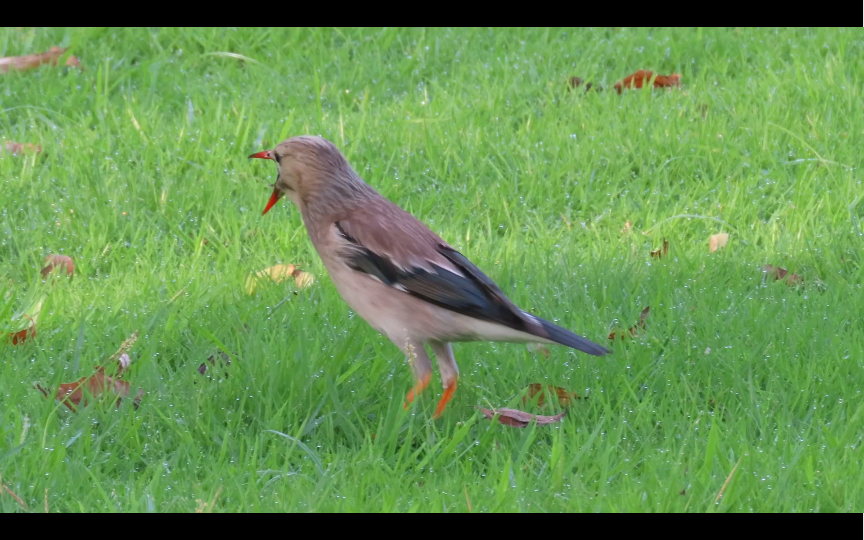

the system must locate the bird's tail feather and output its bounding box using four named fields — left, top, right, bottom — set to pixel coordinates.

left=532, top=316, right=610, bottom=356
